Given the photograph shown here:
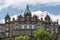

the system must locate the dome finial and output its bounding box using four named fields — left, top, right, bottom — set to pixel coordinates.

left=5, top=12, right=10, bottom=18
left=26, top=4, right=29, bottom=10
left=24, top=4, right=31, bottom=15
